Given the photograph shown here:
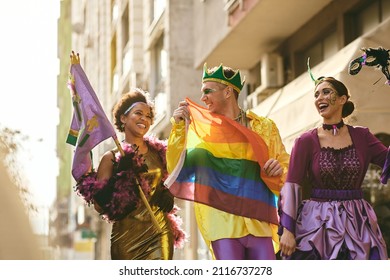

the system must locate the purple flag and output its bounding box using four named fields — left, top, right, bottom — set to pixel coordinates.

left=67, top=61, right=116, bottom=181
